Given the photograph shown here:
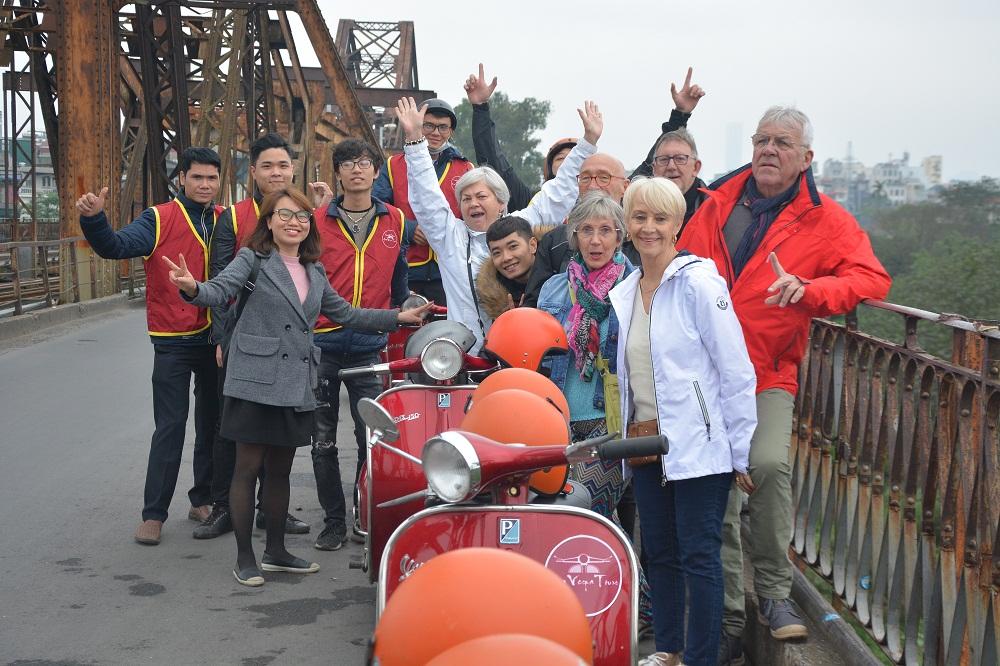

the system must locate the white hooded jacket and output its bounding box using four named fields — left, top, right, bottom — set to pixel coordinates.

left=609, top=253, right=757, bottom=480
